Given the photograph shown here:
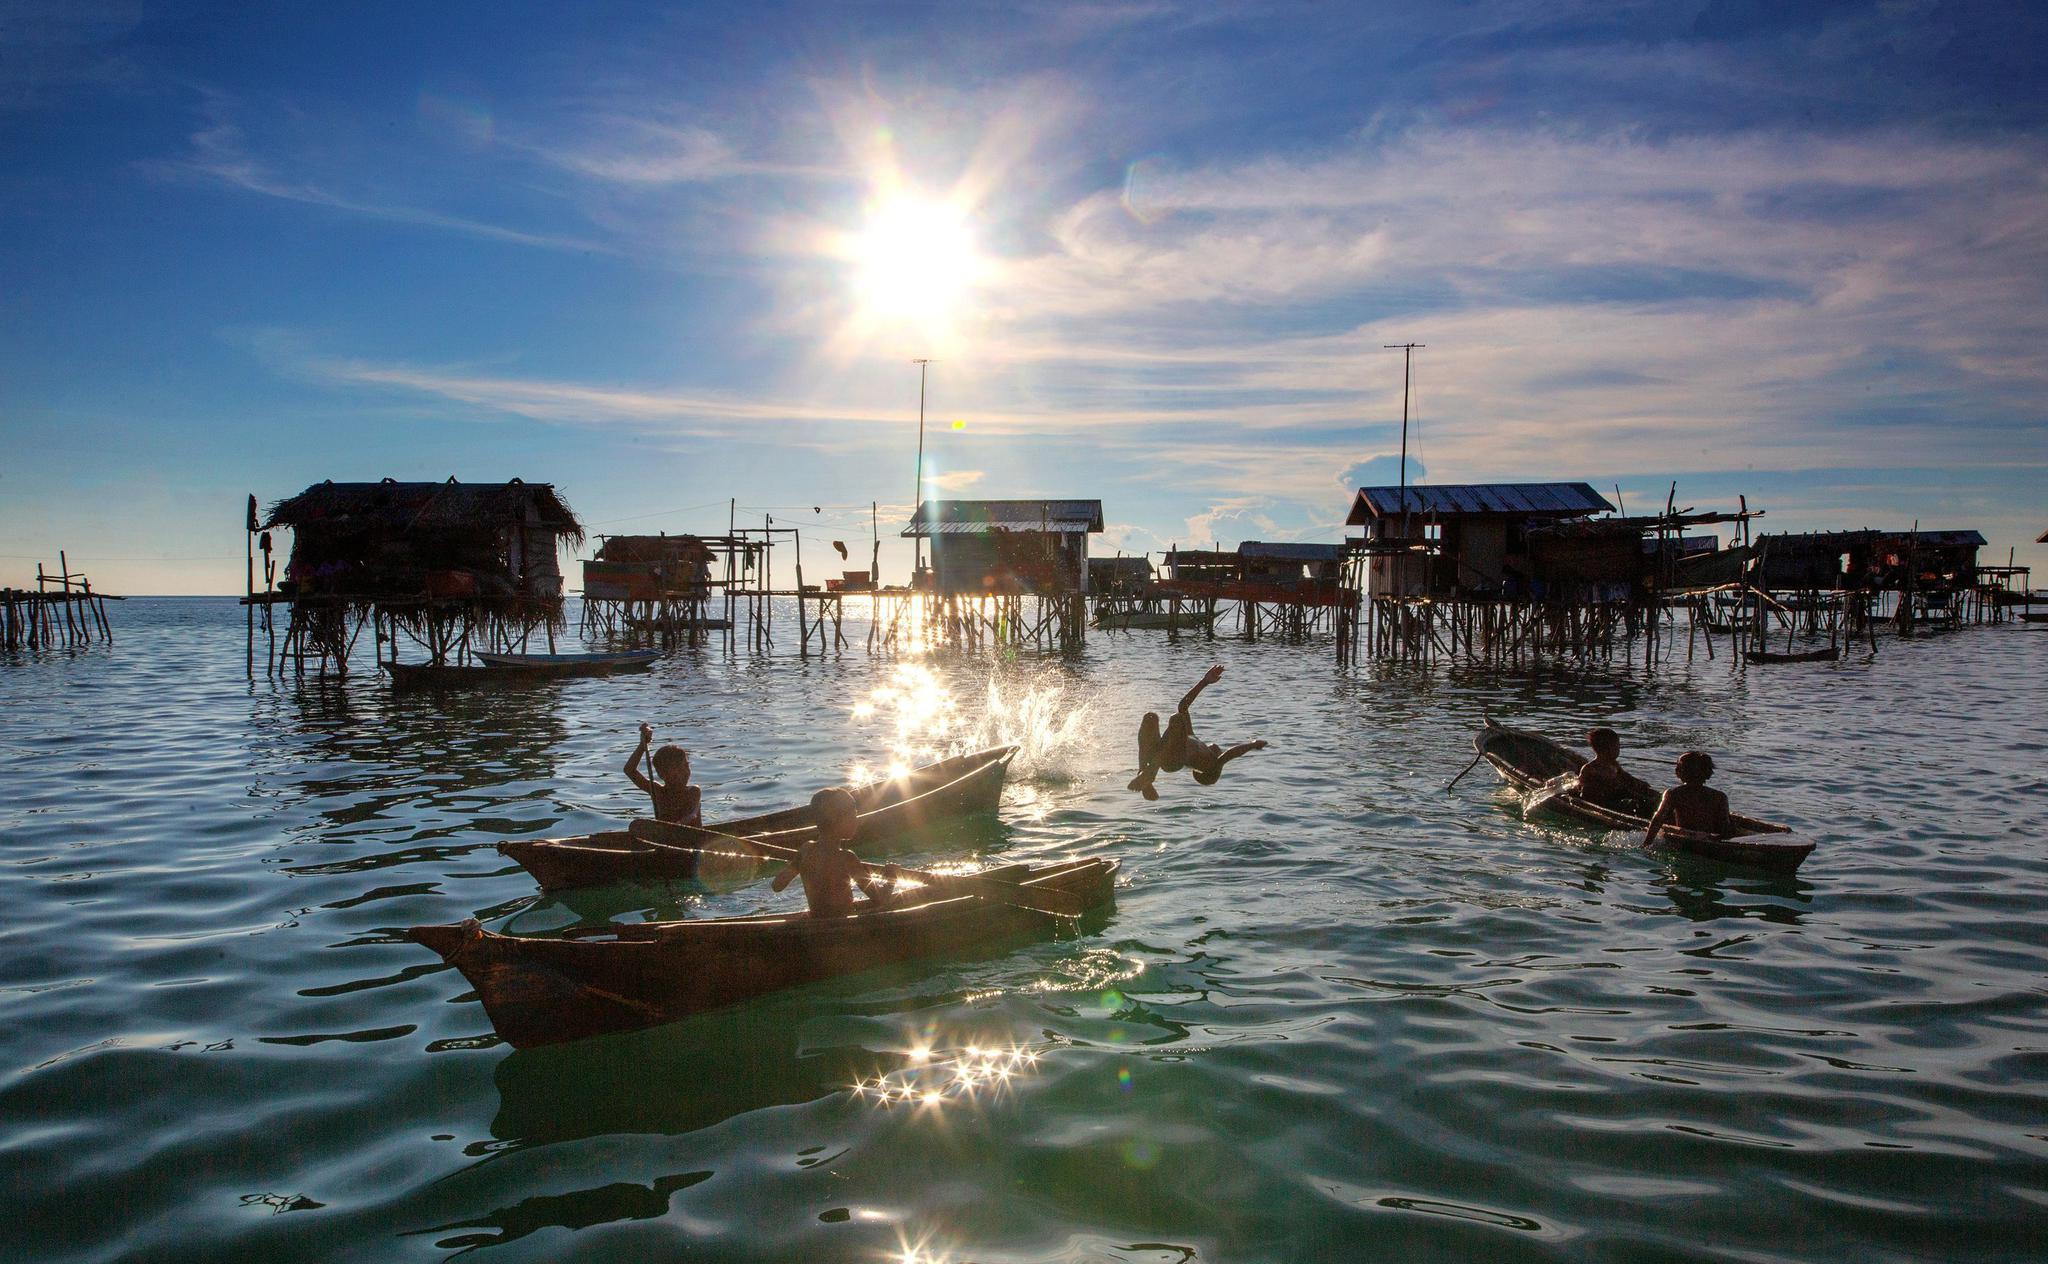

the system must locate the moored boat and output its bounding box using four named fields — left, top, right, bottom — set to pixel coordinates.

left=409, top=856, right=1119, bottom=1048
left=1745, top=647, right=1840, bottom=664
left=1095, top=607, right=1222, bottom=631
left=499, top=745, right=1018, bottom=890
left=1473, top=720, right=1814, bottom=874
left=473, top=649, right=662, bottom=670
left=386, top=649, right=658, bottom=687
